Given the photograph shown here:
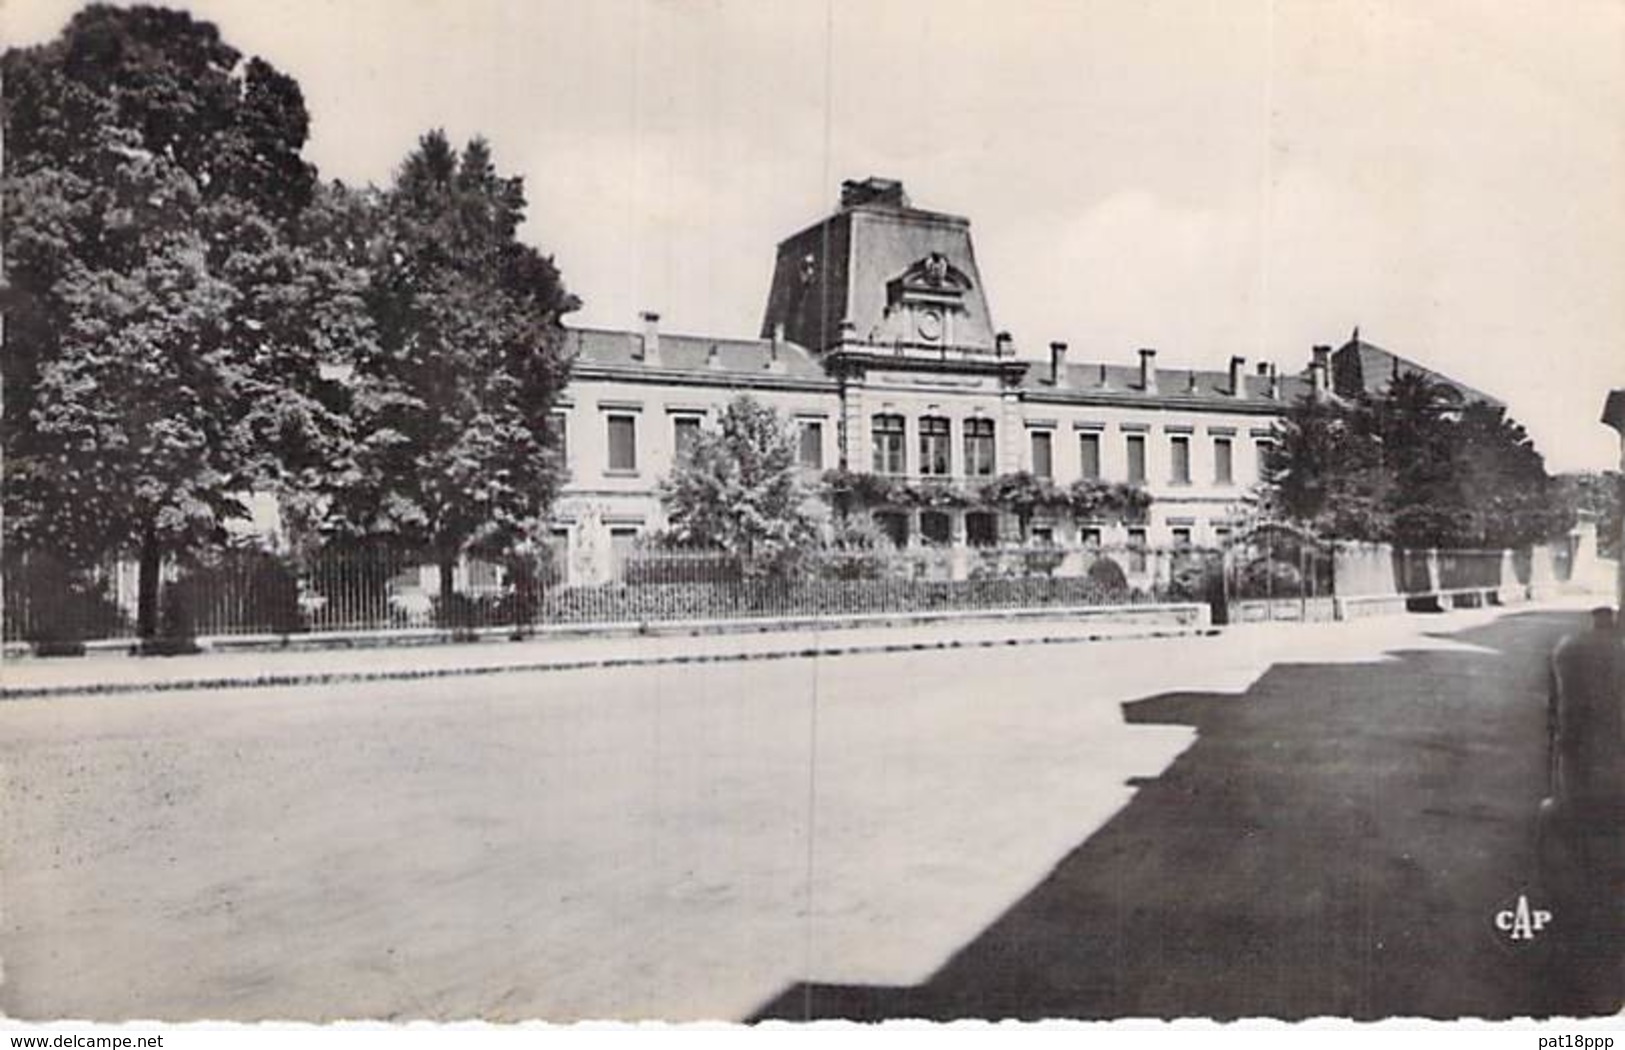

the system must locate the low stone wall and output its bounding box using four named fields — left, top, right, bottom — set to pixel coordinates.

left=1227, top=597, right=1337, bottom=623
left=1332, top=594, right=1411, bottom=620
